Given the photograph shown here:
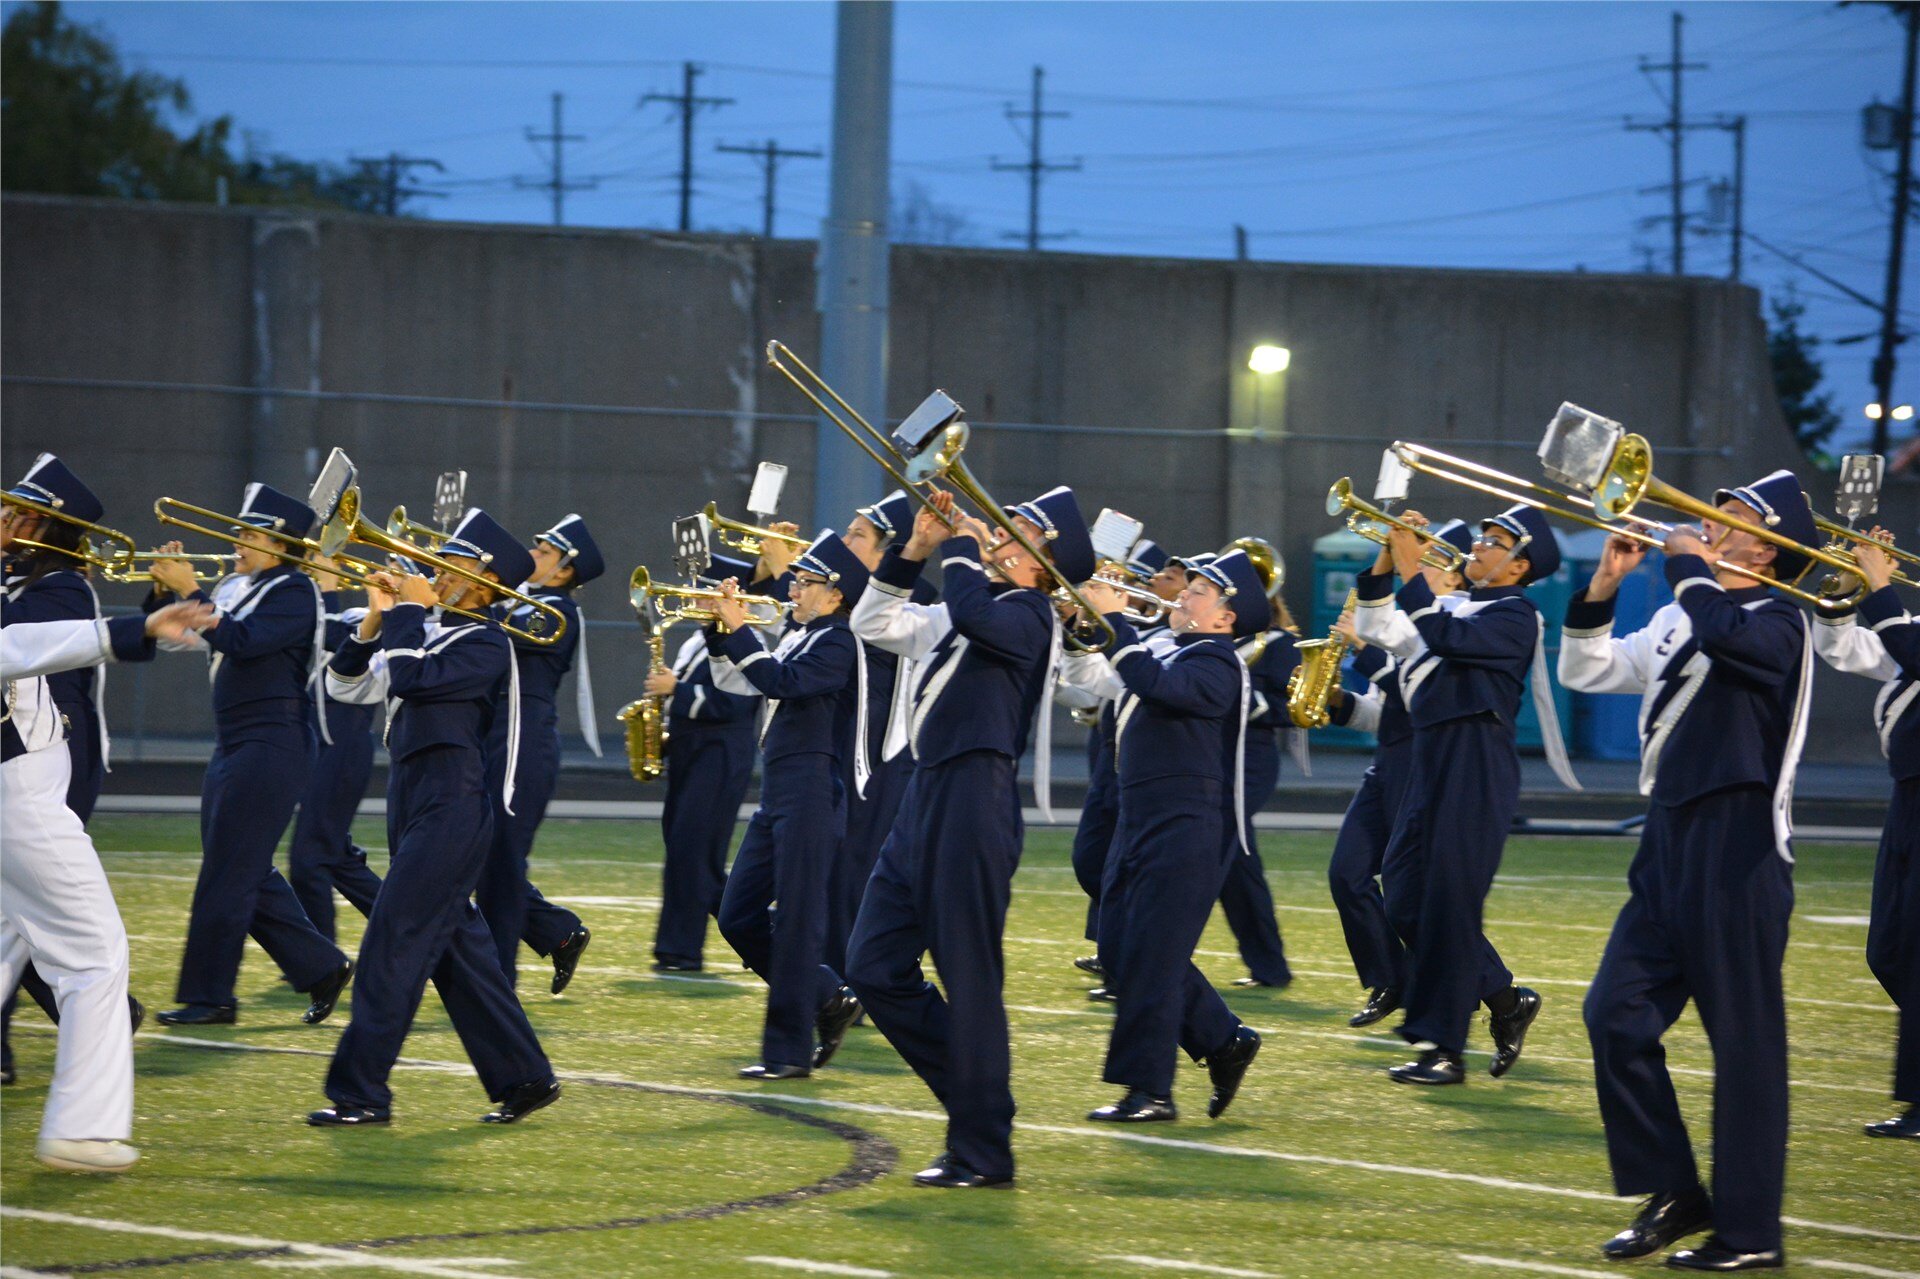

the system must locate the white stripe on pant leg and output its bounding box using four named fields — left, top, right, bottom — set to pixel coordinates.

left=0, top=747, right=133, bottom=1141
